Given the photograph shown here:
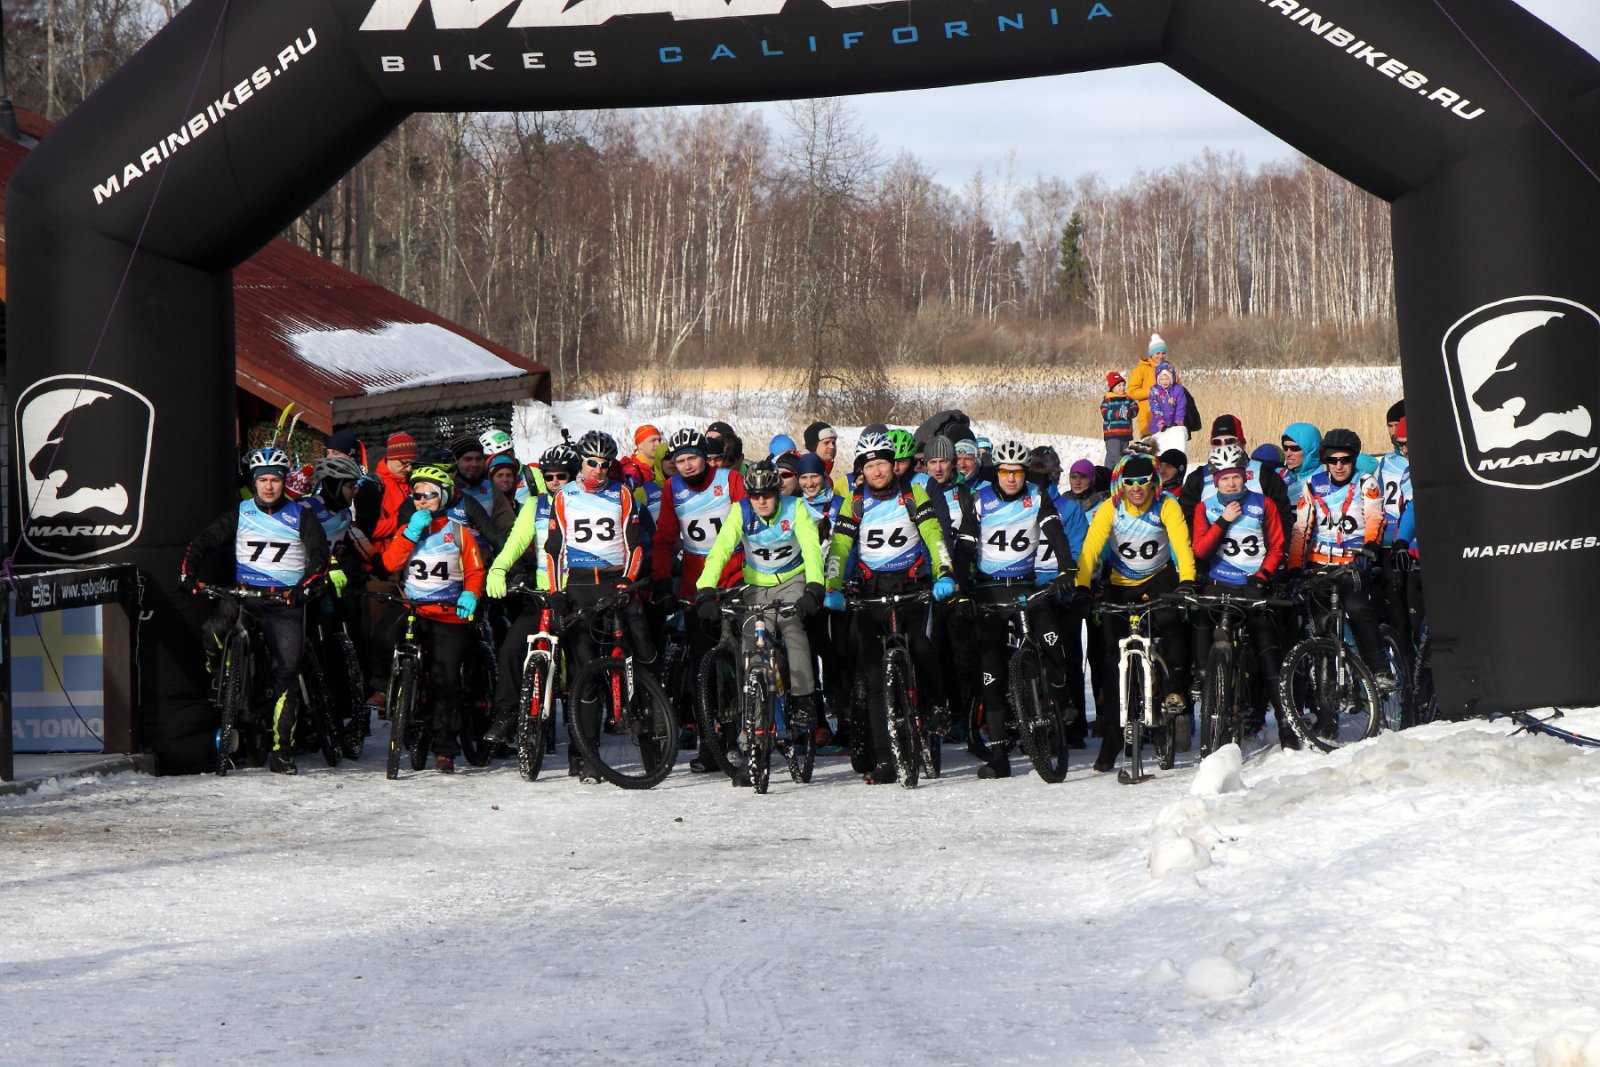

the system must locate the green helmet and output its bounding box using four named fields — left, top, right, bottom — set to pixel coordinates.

left=410, top=464, right=455, bottom=494
left=886, top=429, right=916, bottom=462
